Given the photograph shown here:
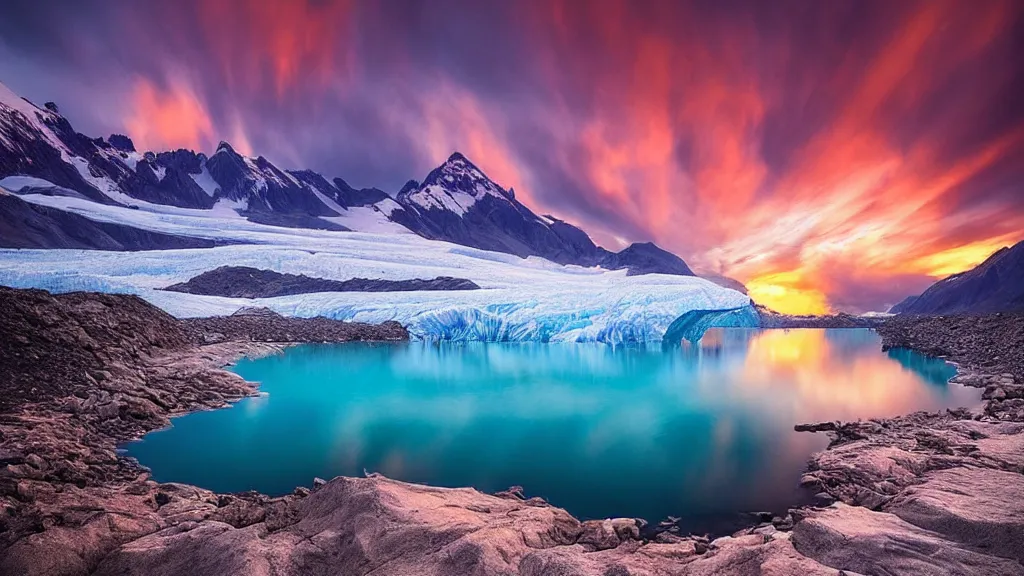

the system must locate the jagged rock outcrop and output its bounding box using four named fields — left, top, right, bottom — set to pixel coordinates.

left=163, top=266, right=480, bottom=298
left=107, top=134, right=135, bottom=153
